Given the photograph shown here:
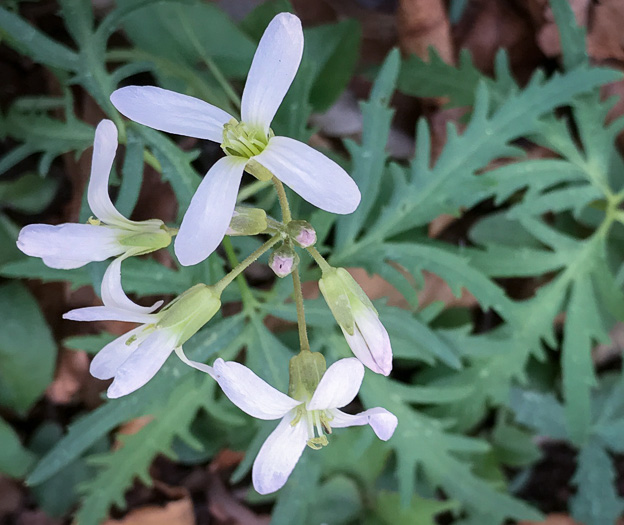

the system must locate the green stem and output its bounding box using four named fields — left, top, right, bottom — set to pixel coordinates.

left=176, top=12, right=241, bottom=110
left=217, top=235, right=281, bottom=297
left=306, top=246, right=332, bottom=273
left=291, top=266, right=311, bottom=353
left=272, top=177, right=292, bottom=223
left=237, top=179, right=272, bottom=203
